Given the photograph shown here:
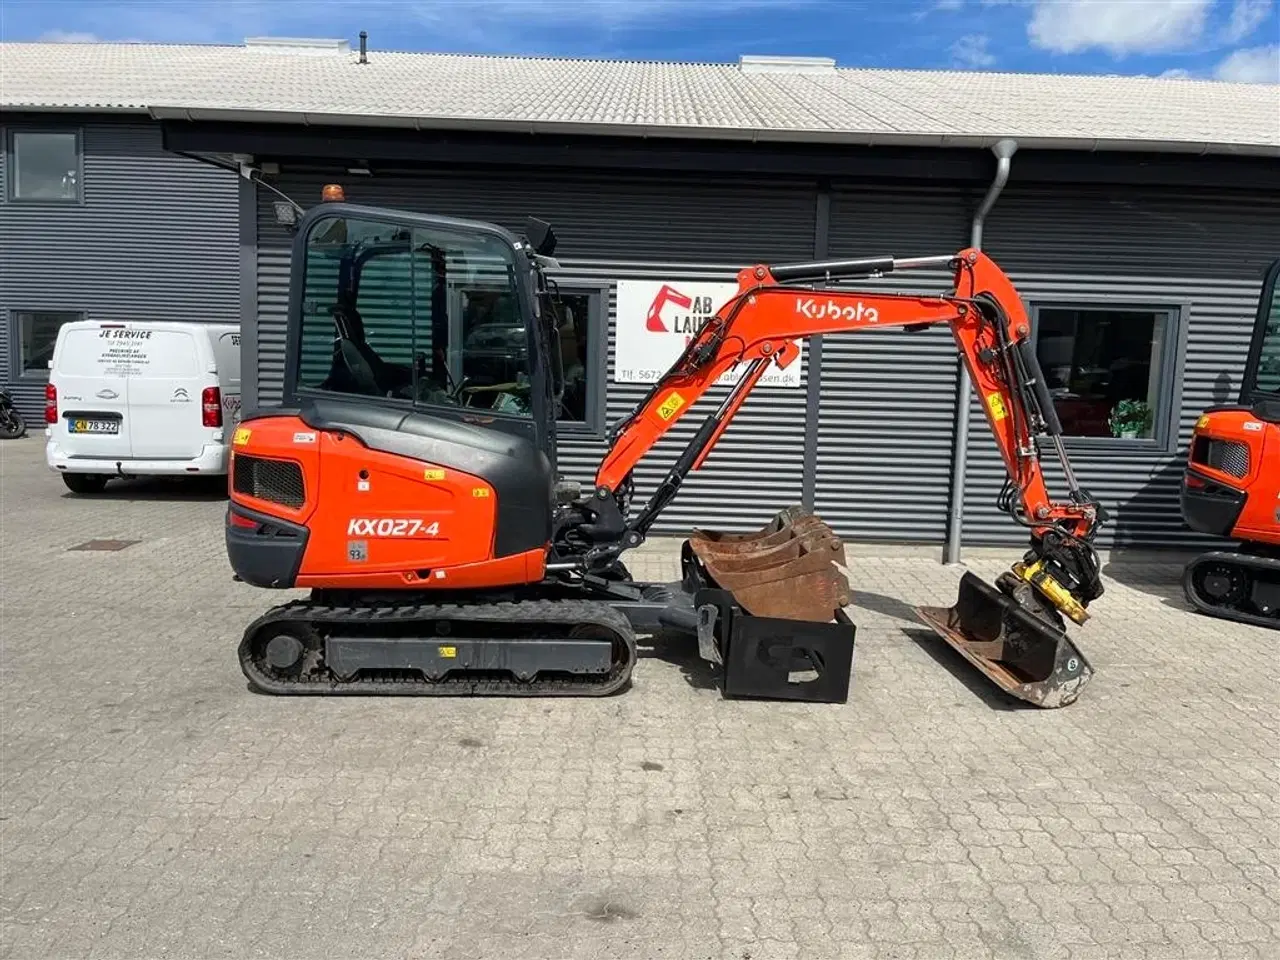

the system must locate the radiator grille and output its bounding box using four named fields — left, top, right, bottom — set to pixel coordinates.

left=1193, top=437, right=1249, bottom=480
left=233, top=455, right=305, bottom=509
